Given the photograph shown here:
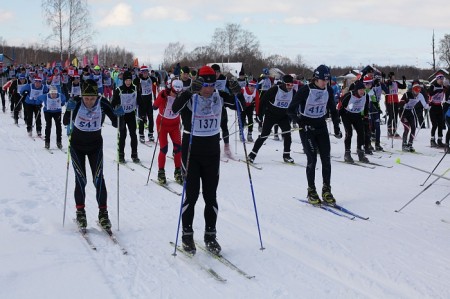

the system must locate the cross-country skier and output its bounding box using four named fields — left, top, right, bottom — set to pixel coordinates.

left=247, top=74, right=296, bottom=164
left=172, top=65, right=243, bottom=255
left=63, top=79, right=119, bottom=229
left=288, top=65, right=342, bottom=206
left=153, top=79, right=184, bottom=185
